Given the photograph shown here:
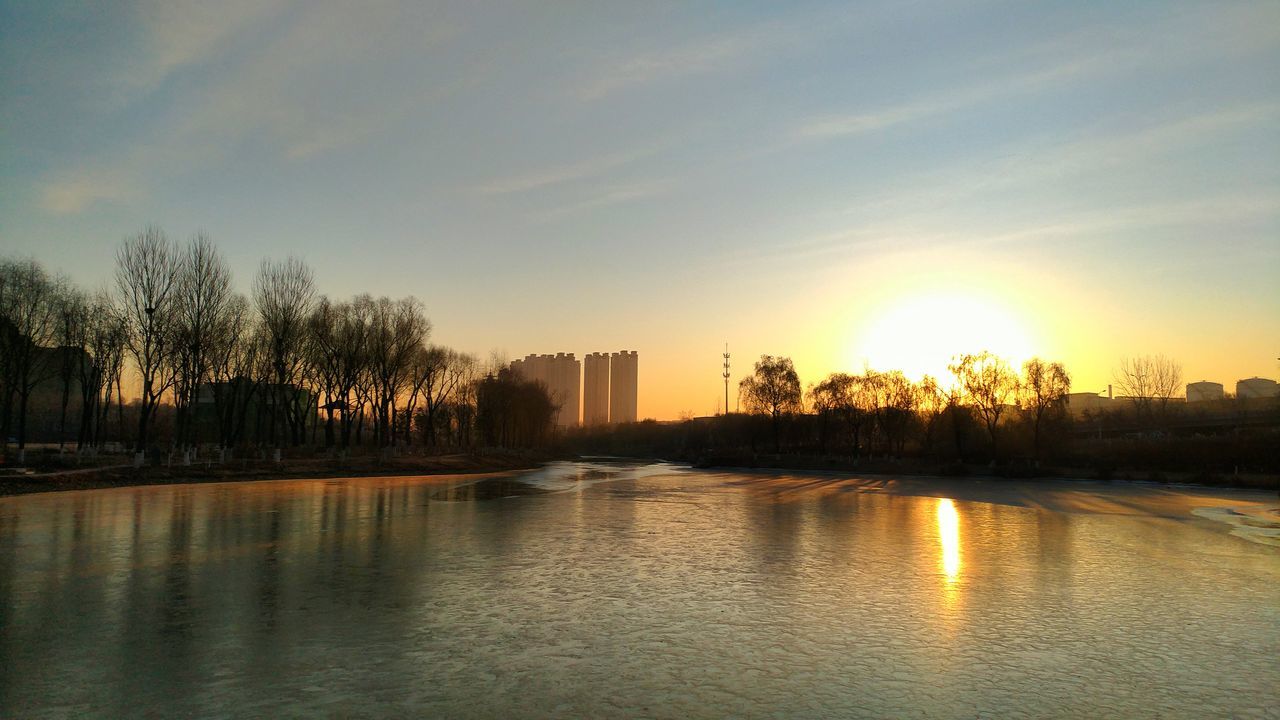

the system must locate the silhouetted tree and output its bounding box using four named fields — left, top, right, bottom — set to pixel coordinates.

left=1020, top=358, right=1070, bottom=462
left=206, top=294, right=258, bottom=449
left=86, top=292, right=127, bottom=448
left=253, top=257, right=315, bottom=447
left=115, top=228, right=182, bottom=453
left=52, top=283, right=87, bottom=449
left=877, top=370, right=918, bottom=456
left=809, top=372, right=872, bottom=456
left=950, top=351, right=1019, bottom=459
left=917, top=374, right=948, bottom=457
left=170, top=233, right=233, bottom=449
left=1114, top=354, right=1182, bottom=426
left=366, top=296, right=429, bottom=448
left=739, top=355, right=802, bottom=453
left=475, top=368, right=555, bottom=448
left=0, top=259, right=60, bottom=460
